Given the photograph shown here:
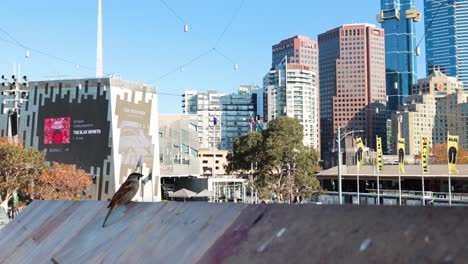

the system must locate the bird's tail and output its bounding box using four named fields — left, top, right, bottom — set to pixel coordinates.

left=102, top=206, right=115, bottom=228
